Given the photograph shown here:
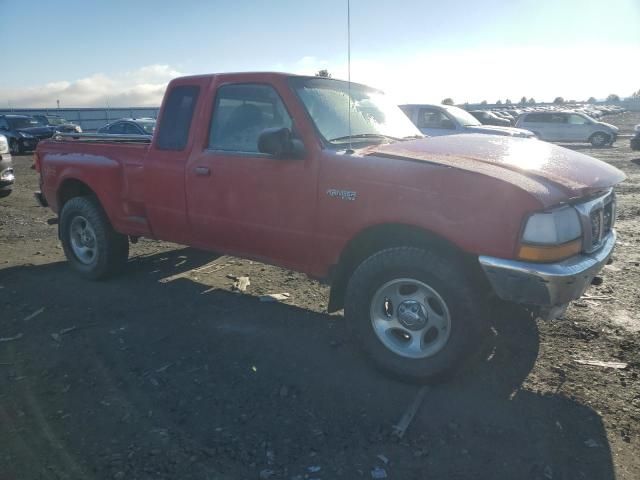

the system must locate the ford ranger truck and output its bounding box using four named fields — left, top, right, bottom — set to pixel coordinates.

left=34, top=73, right=625, bottom=381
